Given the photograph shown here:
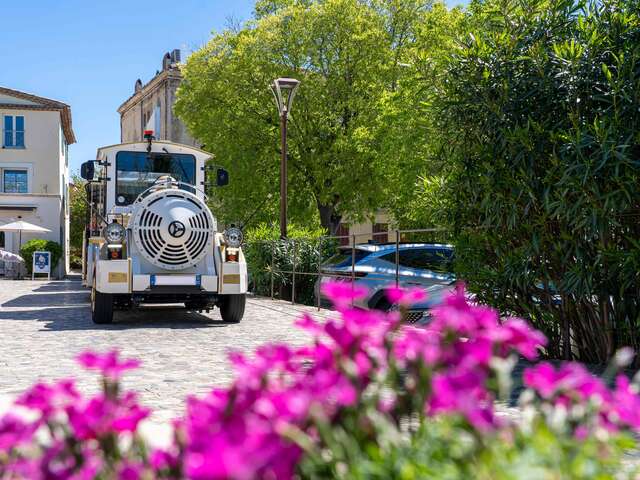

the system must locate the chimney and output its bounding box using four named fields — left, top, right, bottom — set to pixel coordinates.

left=171, top=49, right=181, bottom=64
